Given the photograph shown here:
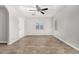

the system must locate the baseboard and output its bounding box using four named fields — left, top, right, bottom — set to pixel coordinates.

left=53, top=35, right=79, bottom=51
left=7, top=38, right=20, bottom=45
left=0, top=41, right=7, bottom=43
